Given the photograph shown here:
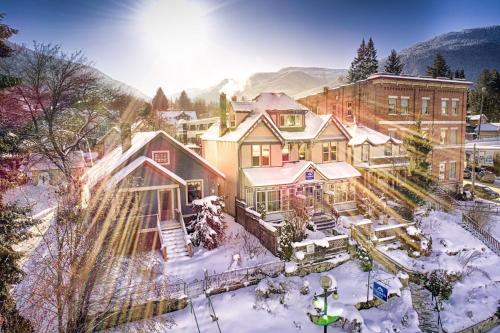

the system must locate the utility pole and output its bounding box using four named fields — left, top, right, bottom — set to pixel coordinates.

left=472, top=143, right=476, bottom=197
left=477, top=87, right=486, bottom=139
